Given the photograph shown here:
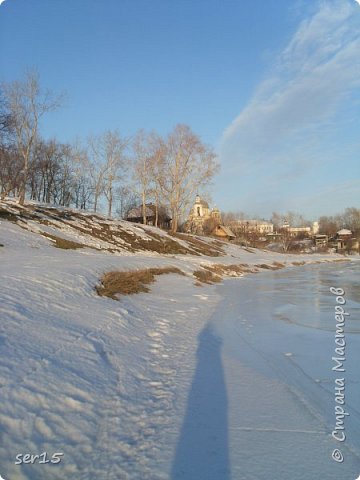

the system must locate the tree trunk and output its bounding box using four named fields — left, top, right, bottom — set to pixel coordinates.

left=108, top=186, right=112, bottom=217
left=18, top=161, right=28, bottom=205
left=171, top=208, right=178, bottom=233
left=155, top=203, right=159, bottom=228
left=142, top=191, right=147, bottom=225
